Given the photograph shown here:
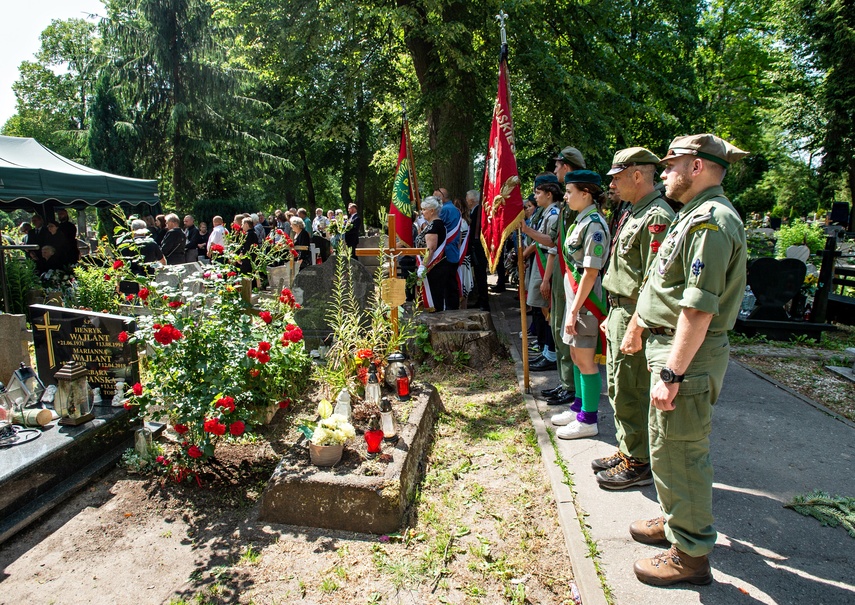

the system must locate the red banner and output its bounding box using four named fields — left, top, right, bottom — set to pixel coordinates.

left=481, top=58, right=524, bottom=273
left=389, top=125, right=414, bottom=247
